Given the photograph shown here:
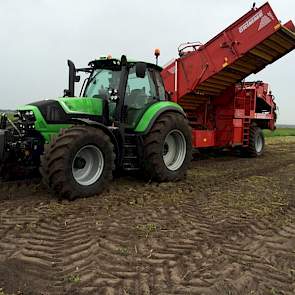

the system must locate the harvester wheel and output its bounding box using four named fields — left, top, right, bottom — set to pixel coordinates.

left=143, top=112, right=192, bottom=181
left=244, top=126, right=265, bottom=157
left=40, top=126, right=115, bottom=200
